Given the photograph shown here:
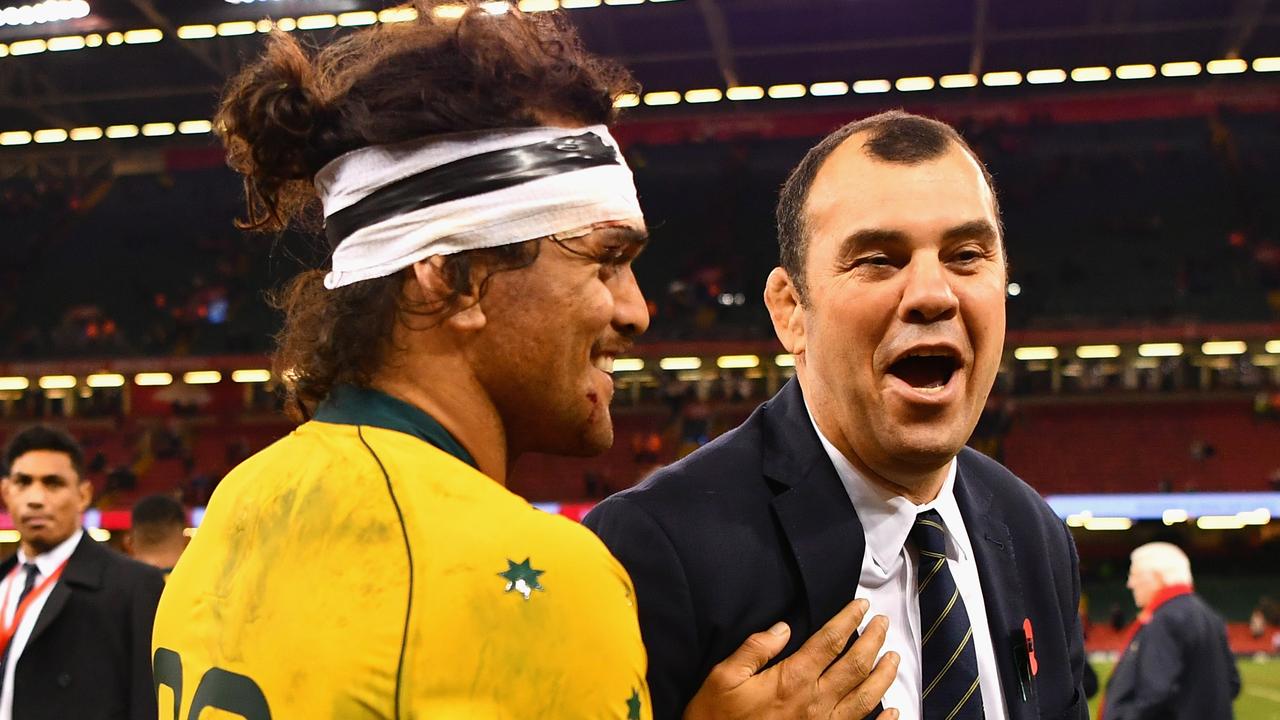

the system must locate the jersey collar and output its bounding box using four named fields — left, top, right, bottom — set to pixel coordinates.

left=314, top=384, right=477, bottom=469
